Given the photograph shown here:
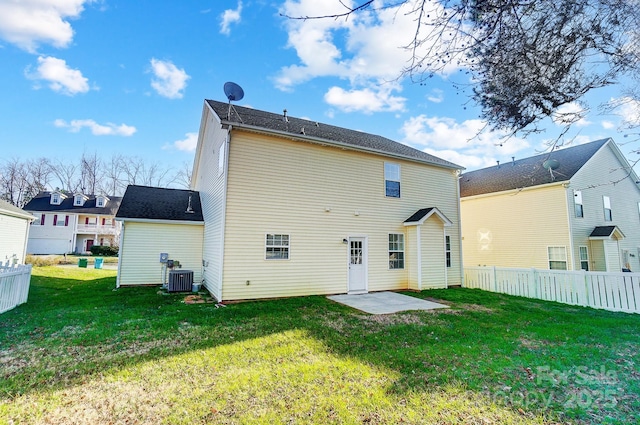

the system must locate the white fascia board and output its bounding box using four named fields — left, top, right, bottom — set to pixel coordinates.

left=115, top=217, right=204, bottom=226
left=460, top=180, right=567, bottom=201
